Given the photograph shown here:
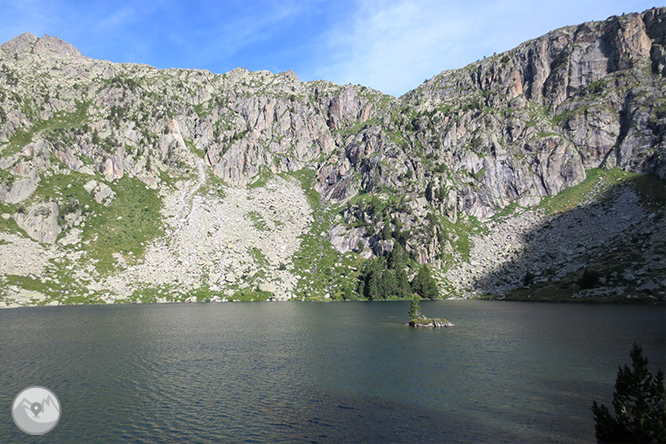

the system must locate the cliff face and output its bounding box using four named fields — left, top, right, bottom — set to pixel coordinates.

left=0, top=8, right=664, bottom=306
left=335, top=9, right=664, bottom=217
